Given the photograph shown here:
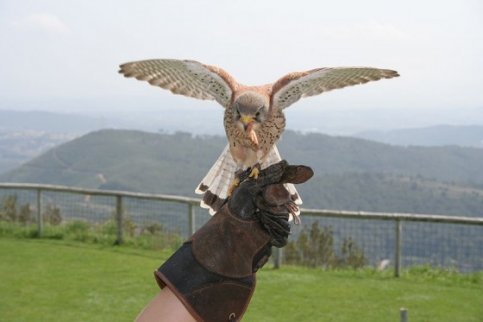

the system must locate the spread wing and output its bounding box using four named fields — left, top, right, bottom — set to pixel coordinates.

left=271, top=67, right=399, bottom=109
left=119, top=59, right=238, bottom=108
